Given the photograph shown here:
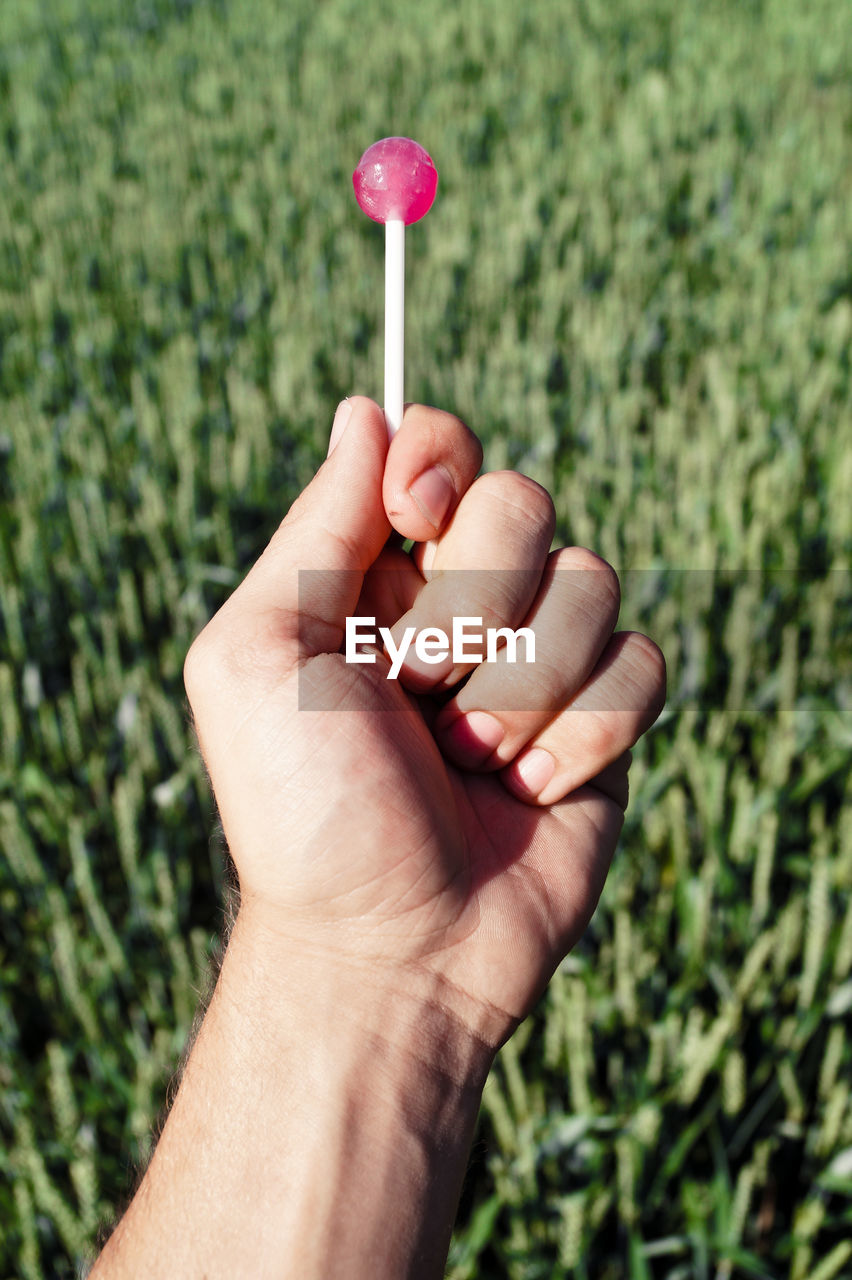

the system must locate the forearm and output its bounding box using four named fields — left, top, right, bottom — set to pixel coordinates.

left=92, top=908, right=493, bottom=1279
